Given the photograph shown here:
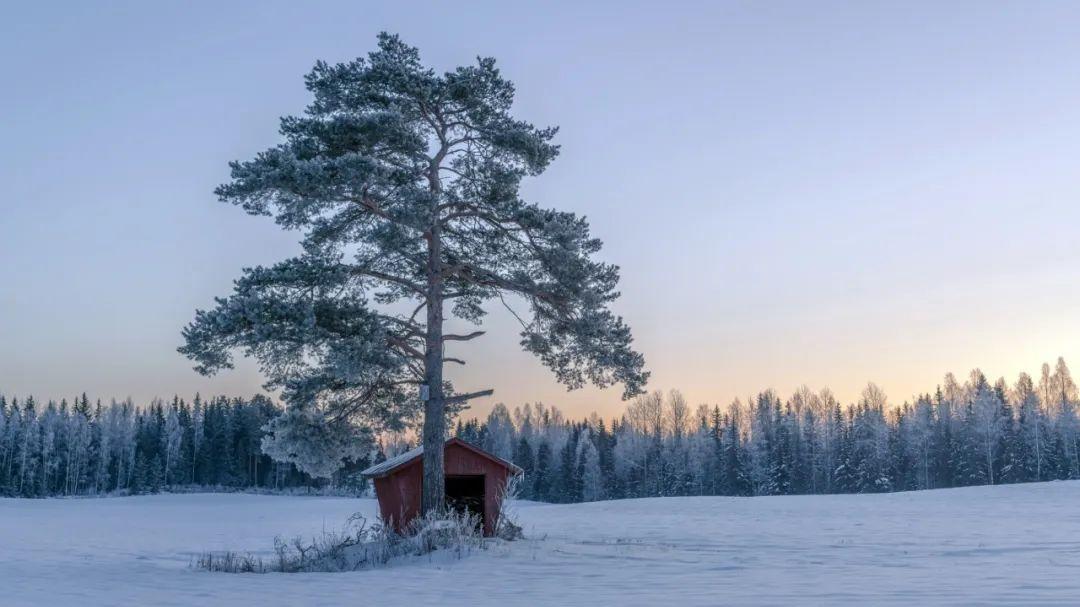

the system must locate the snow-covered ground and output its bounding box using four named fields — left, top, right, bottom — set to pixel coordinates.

left=4, top=482, right=1080, bottom=606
